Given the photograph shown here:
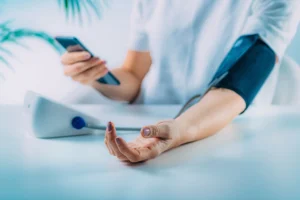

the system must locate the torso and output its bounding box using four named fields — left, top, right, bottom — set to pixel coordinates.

left=134, top=0, right=279, bottom=105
